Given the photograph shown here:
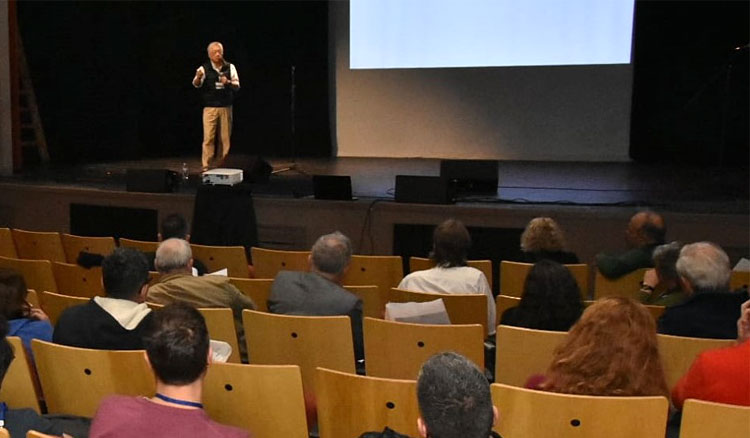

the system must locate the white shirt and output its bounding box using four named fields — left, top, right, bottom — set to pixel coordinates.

left=192, top=62, right=240, bottom=89
left=398, top=266, right=496, bottom=335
